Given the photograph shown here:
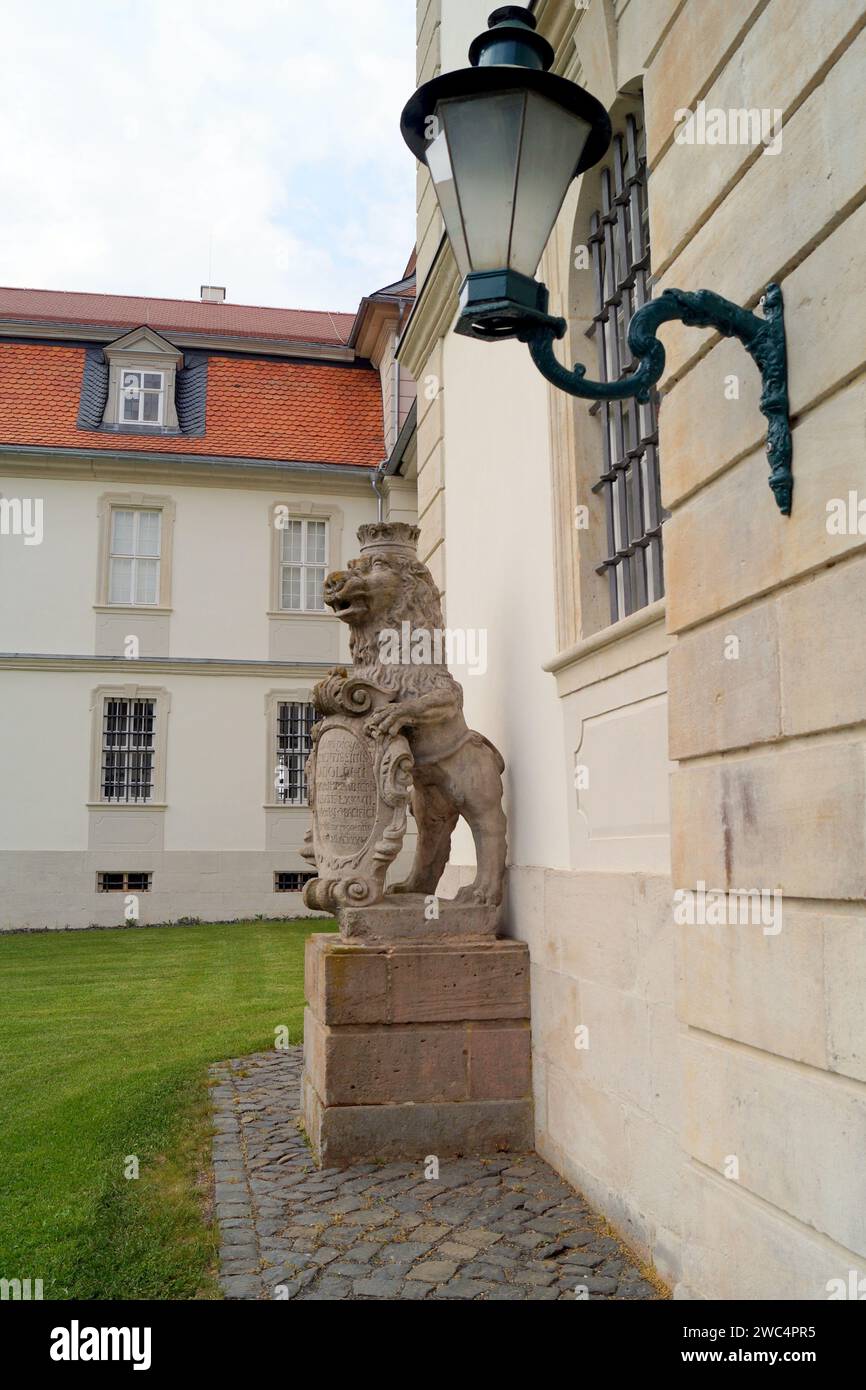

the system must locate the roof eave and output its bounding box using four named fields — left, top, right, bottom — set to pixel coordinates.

left=0, top=441, right=379, bottom=479
left=0, top=318, right=357, bottom=362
